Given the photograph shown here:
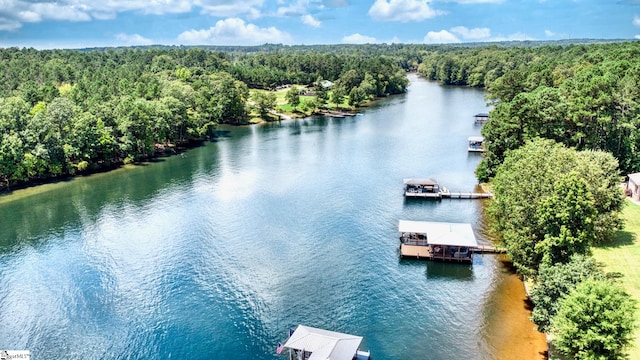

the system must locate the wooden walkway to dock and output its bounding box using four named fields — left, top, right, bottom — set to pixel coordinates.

left=441, top=191, right=493, bottom=199
left=474, top=245, right=505, bottom=254
left=400, top=244, right=505, bottom=260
